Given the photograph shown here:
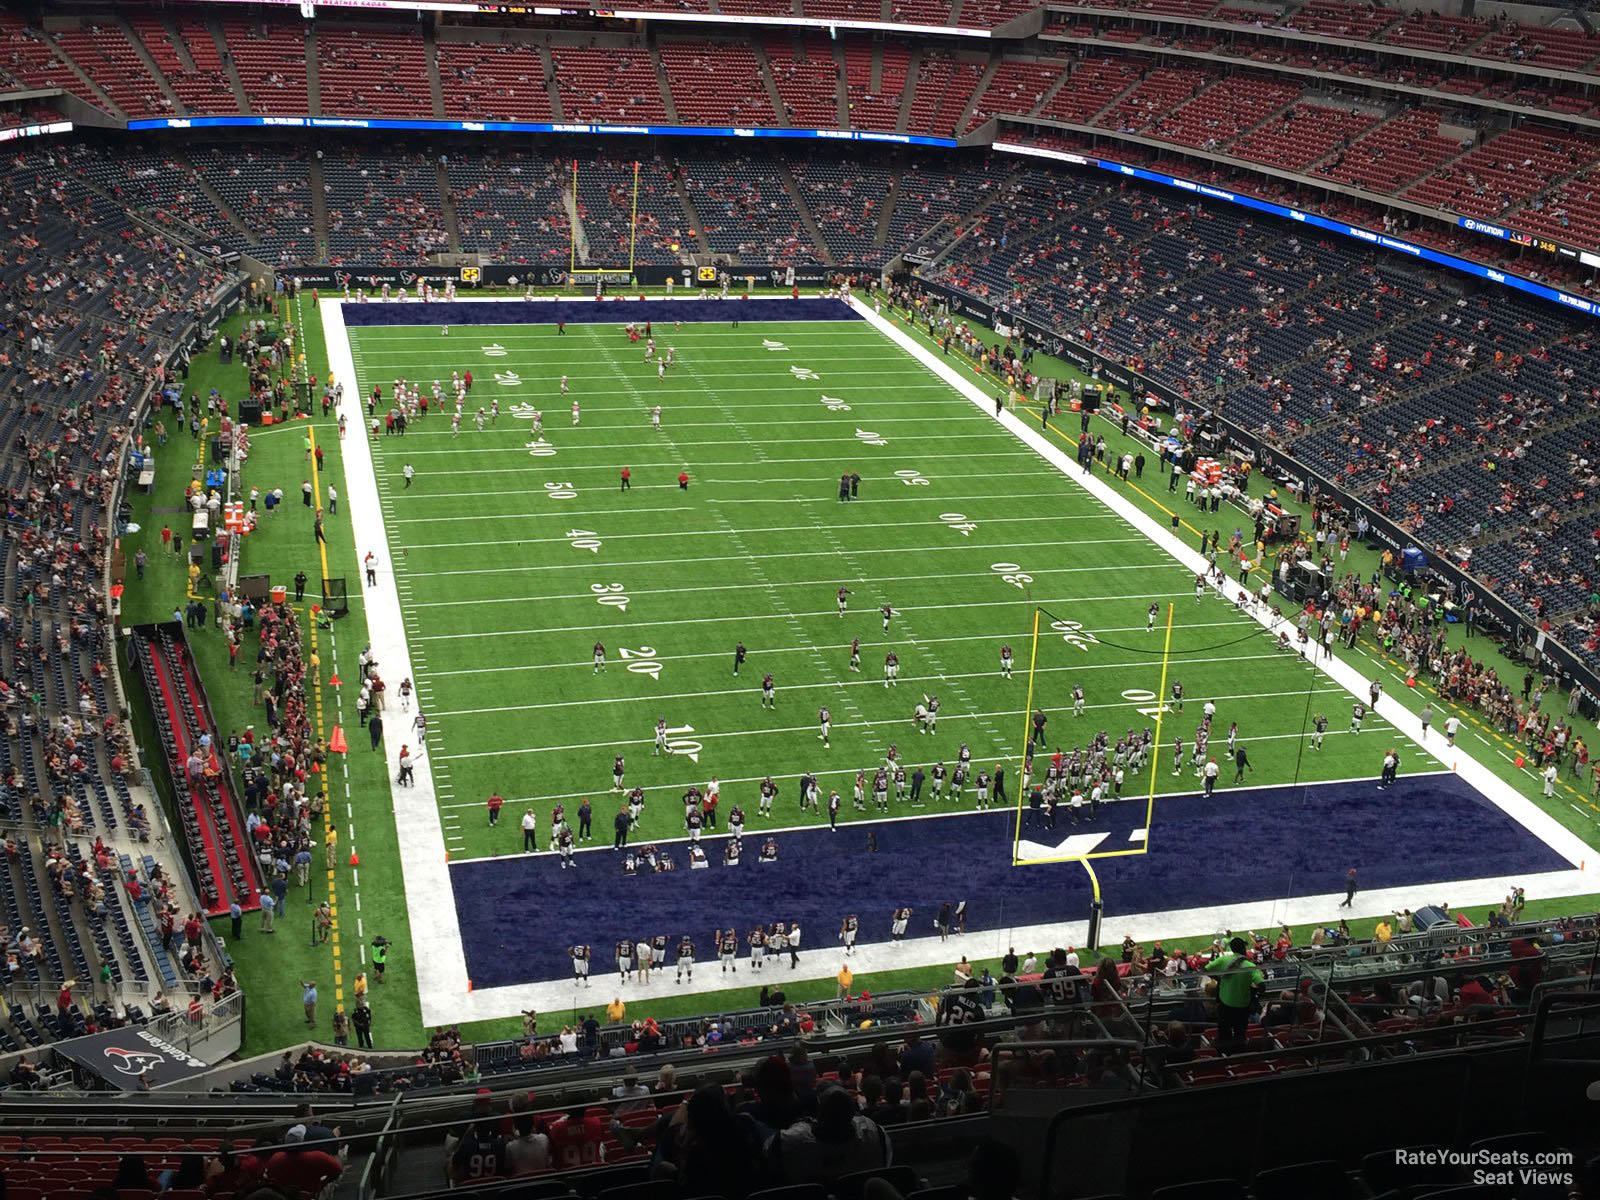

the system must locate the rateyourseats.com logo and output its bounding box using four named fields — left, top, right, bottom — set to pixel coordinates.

left=1394, top=1148, right=1576, bottom=1191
